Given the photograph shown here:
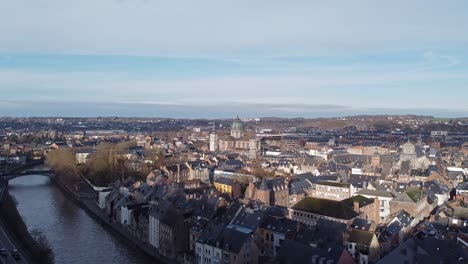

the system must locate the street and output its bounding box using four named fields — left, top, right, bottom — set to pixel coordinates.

left=0, top=224, right=27, bottom=264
